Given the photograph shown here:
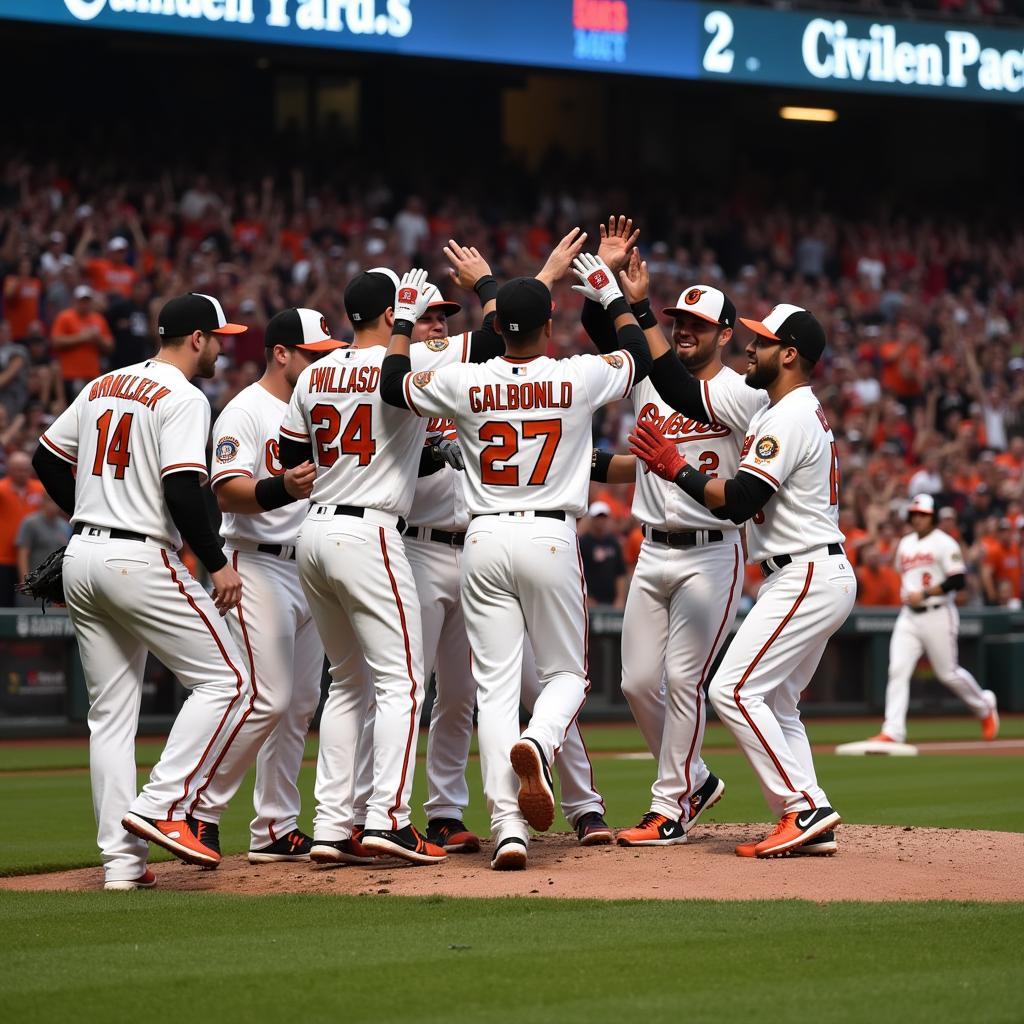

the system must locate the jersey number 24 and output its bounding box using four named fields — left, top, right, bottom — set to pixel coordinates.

left=311, top=403, right=377, bottom=467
